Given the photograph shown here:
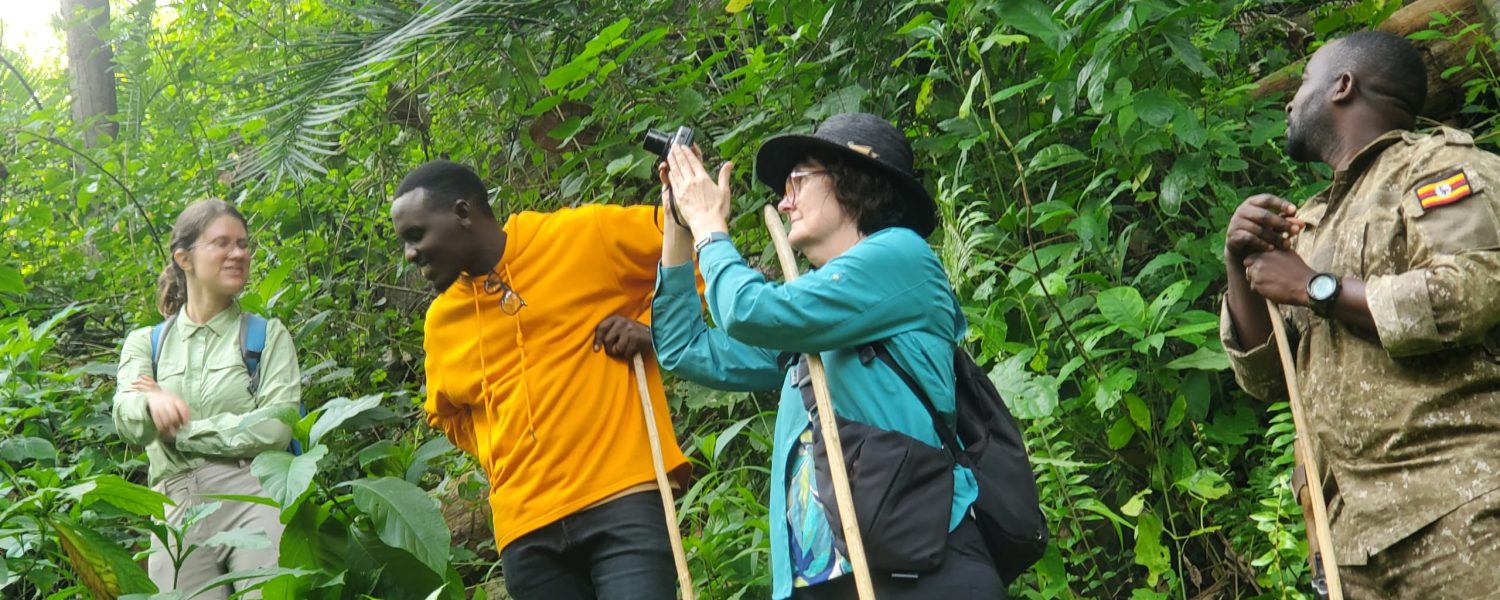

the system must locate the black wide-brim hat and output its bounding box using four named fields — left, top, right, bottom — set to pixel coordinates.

left=754, top=112, right=936, bottom=238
